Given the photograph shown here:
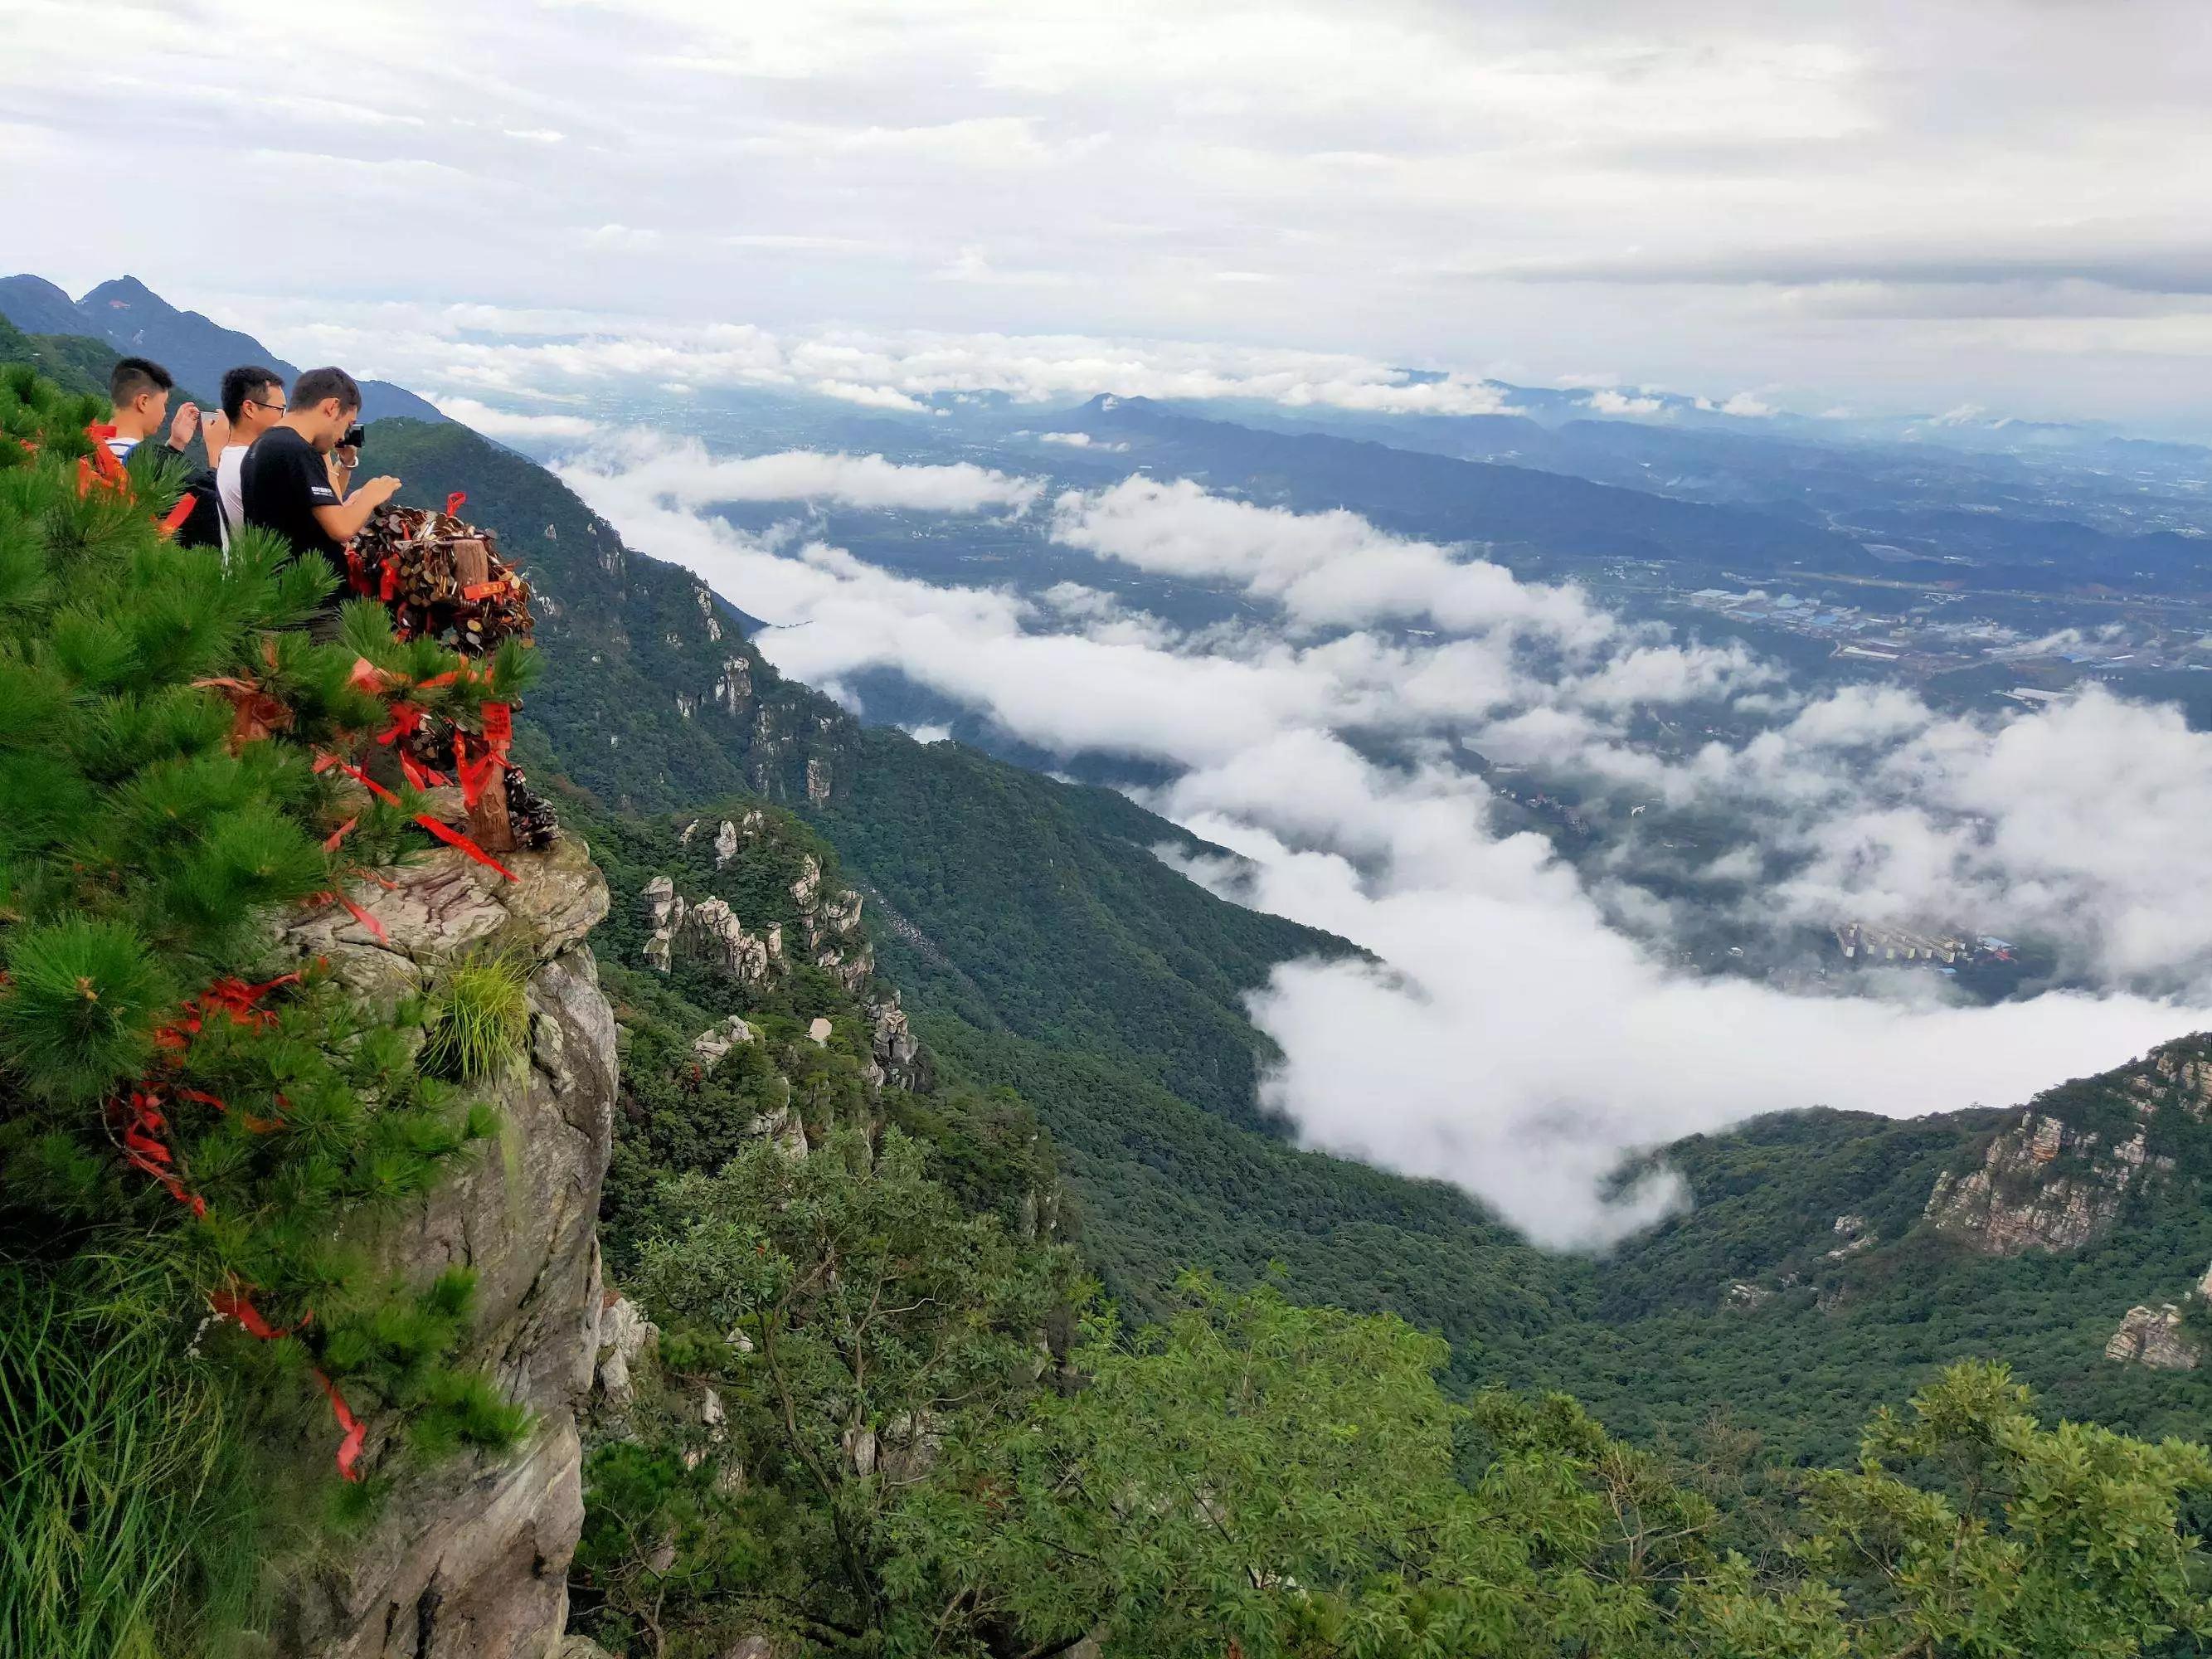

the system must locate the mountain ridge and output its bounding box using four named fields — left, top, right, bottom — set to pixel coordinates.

left=0, top=271, right=444, bottom=423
